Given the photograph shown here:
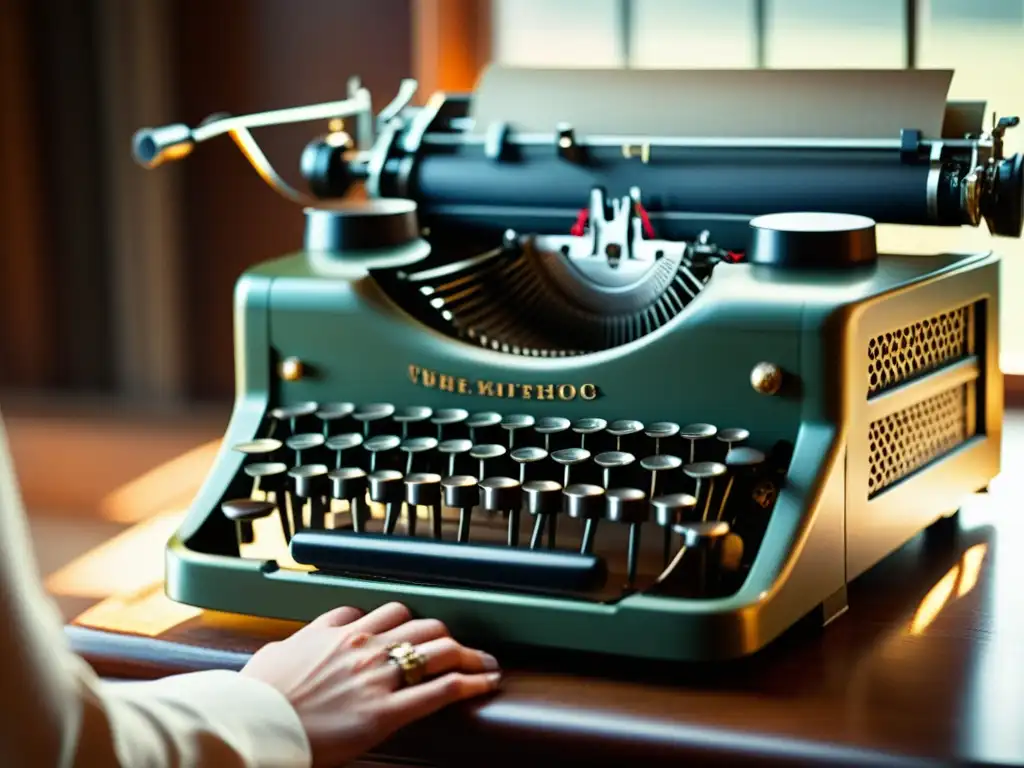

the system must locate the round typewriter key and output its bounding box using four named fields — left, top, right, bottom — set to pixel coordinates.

left=594, top=450, right=636, bottom=489
left=510, top=446, right=548, bottom=483
left=438, top=437, right=474, bottom=474
left=316, top=402, right=355, bottom=424
left=523, top=479, right=563, bottom=549
left=564, top=483, right=605, bottom=554
left=327, top=466, right=369, bottom=533
left=606, top=487, right=649, bottom=587
left=285, top=433, right=326, bottom=464
left=652, top=492, right=698, bottom=565
left=442, top=474, right=480, bottom=542
left=500, top=414, right=536, bottom=448
left=367, top=469, right=406, bottom=534
left=479, top=476, right=523, bottom=546
left=467, top=411, right=502, bottom=442
left=393, top=406, right=433, bottom=438
left=607, top=420, right=644, bottom=453
left=270, top=401, right=319, bottom=431
left=675, top=520, right=731, bottom=547
left=405, top=472, right=444, bottom=539
left=673, top=520, right=731, bottom=596
left=645, top=421, right=680, bottom=454
left=534, top=416, right=571, bottom=451
left=399, top=436, right=439, bottom=474
left=684, top=461, right=727, bottom=523
left=353, top=403, right=396, bottom=436
left=233, top=438, right=282, bottom=456
left=571, top=418, right=607, bottom=434
left=430, top=408, right=469, bottom=439
left=325, top=432, right=363, bottom=467
left=243, top=460, right=288, bottom=496
left=725, top=446, right=765, bottom=467
left=288, top=463, right=331, bottom=530
left=221, top=499, right=276, bottom=549
left=680, top=423, right=718, bottom=463
left=470, top=443, right=506, bottom=480
left=364, top=434, right=402, bottom=472
left=718, top=427, right=750, bottom=450
left=551, top=446, right=591, bottom=487
left=640, top=454, right=682, bottom=472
